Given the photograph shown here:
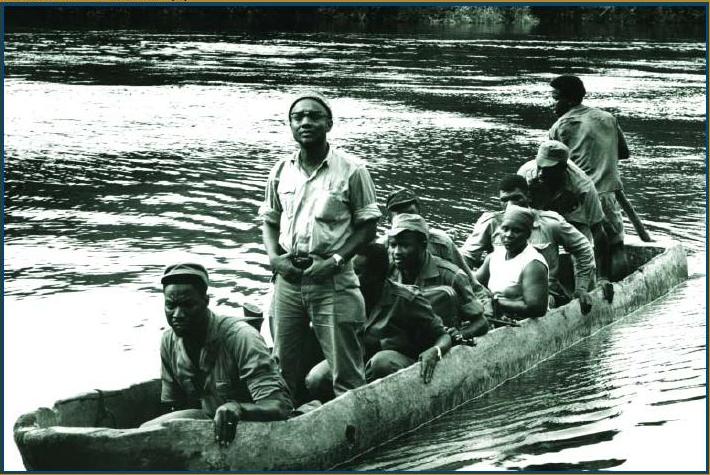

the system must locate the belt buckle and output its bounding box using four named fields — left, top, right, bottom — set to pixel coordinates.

left=290, top=256, right=313, bottom=270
